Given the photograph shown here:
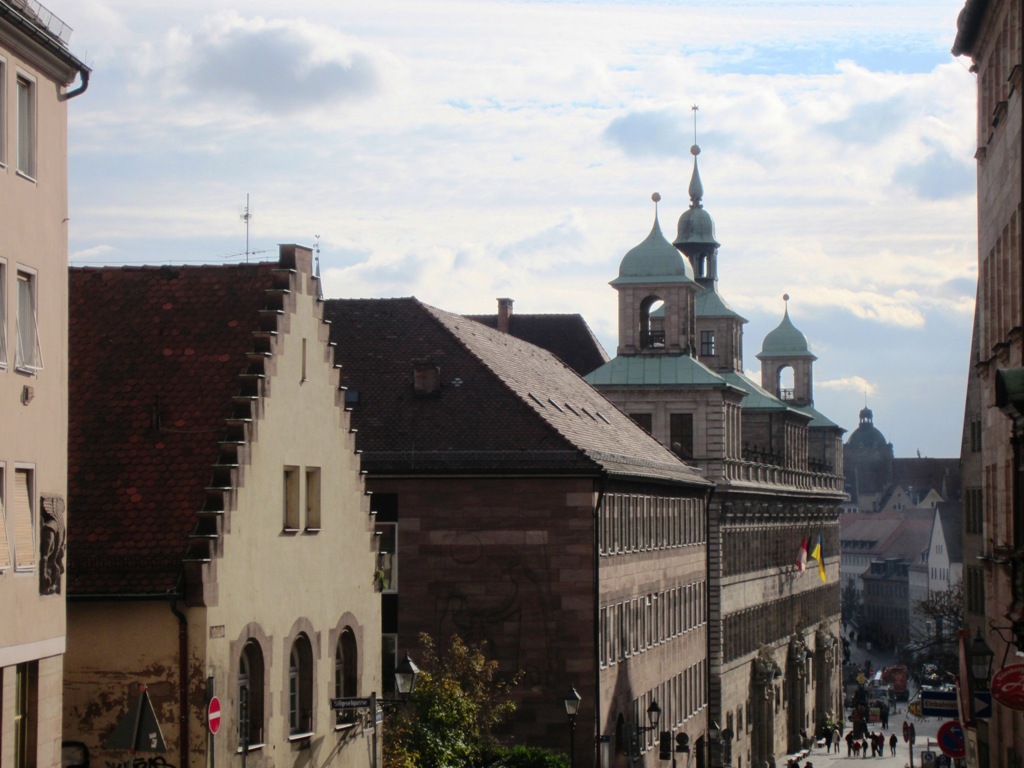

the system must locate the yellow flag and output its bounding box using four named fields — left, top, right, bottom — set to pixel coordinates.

left=810, top=534, right=826, bottom=582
